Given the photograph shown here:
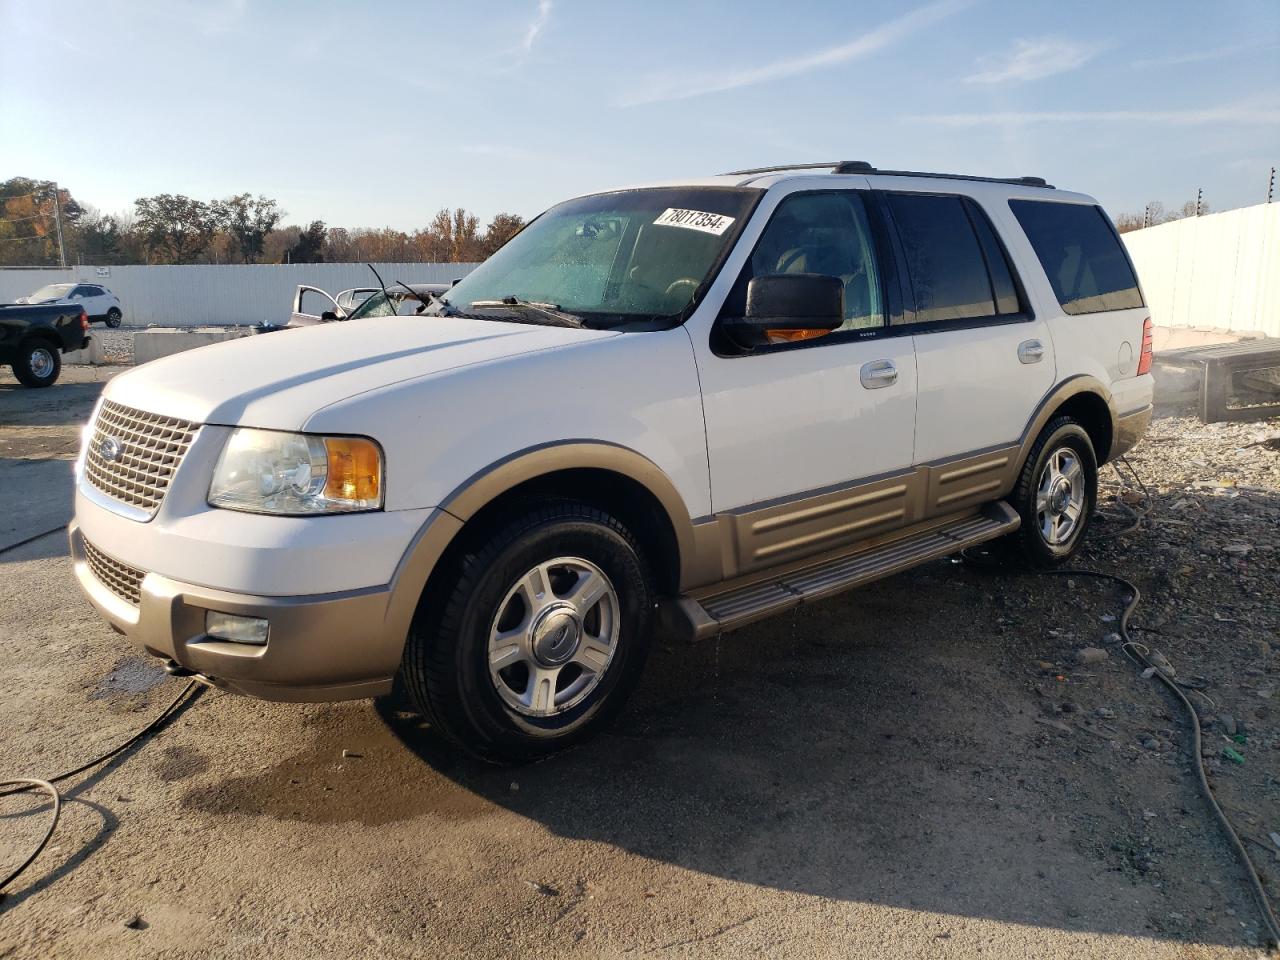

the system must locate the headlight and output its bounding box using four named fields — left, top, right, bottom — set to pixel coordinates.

left=208, top=428, right=383, bottom=515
